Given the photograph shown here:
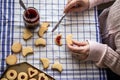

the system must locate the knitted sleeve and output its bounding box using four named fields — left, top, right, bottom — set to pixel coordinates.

left=89, top=0, right=115, bottom=8
left=86, top=32, right=120, bottom=76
